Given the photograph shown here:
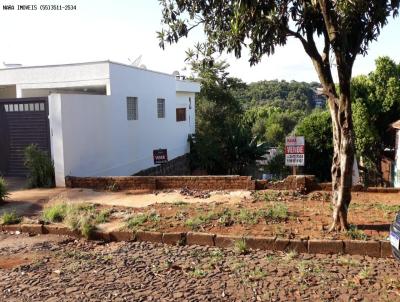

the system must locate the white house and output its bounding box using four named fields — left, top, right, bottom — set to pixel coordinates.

left=0, top=61, right=200, bottom=186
